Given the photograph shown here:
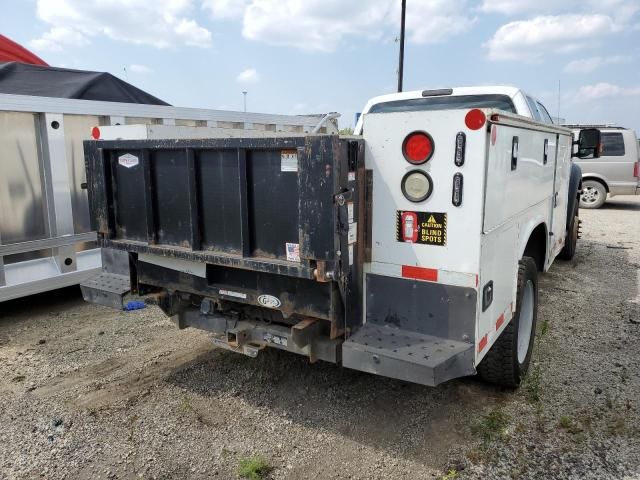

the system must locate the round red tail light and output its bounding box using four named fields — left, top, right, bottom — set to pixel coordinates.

left=402, top=131, right=434, bottom=164
left=465, top=109, right=486, bottom=130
